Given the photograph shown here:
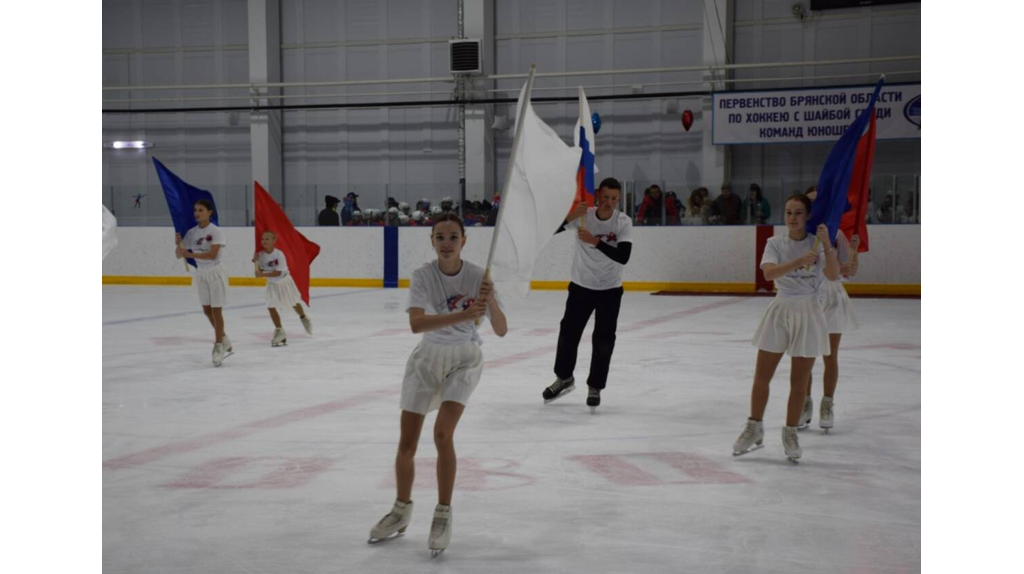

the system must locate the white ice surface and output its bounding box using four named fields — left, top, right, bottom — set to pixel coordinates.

left=103, top=286, right=920, bottom=573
